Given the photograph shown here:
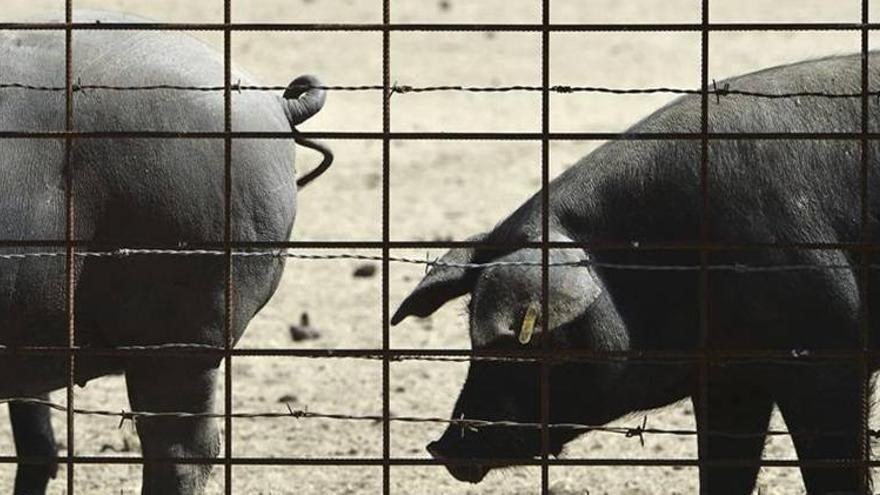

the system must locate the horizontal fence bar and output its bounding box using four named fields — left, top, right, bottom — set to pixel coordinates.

left=0, top=456, right=874, bottom=469
left=2, top=22, right=880, bottom=32
left=2, top=131, right=878, bottom=140
left=0, top=345, right=874, bottom=363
